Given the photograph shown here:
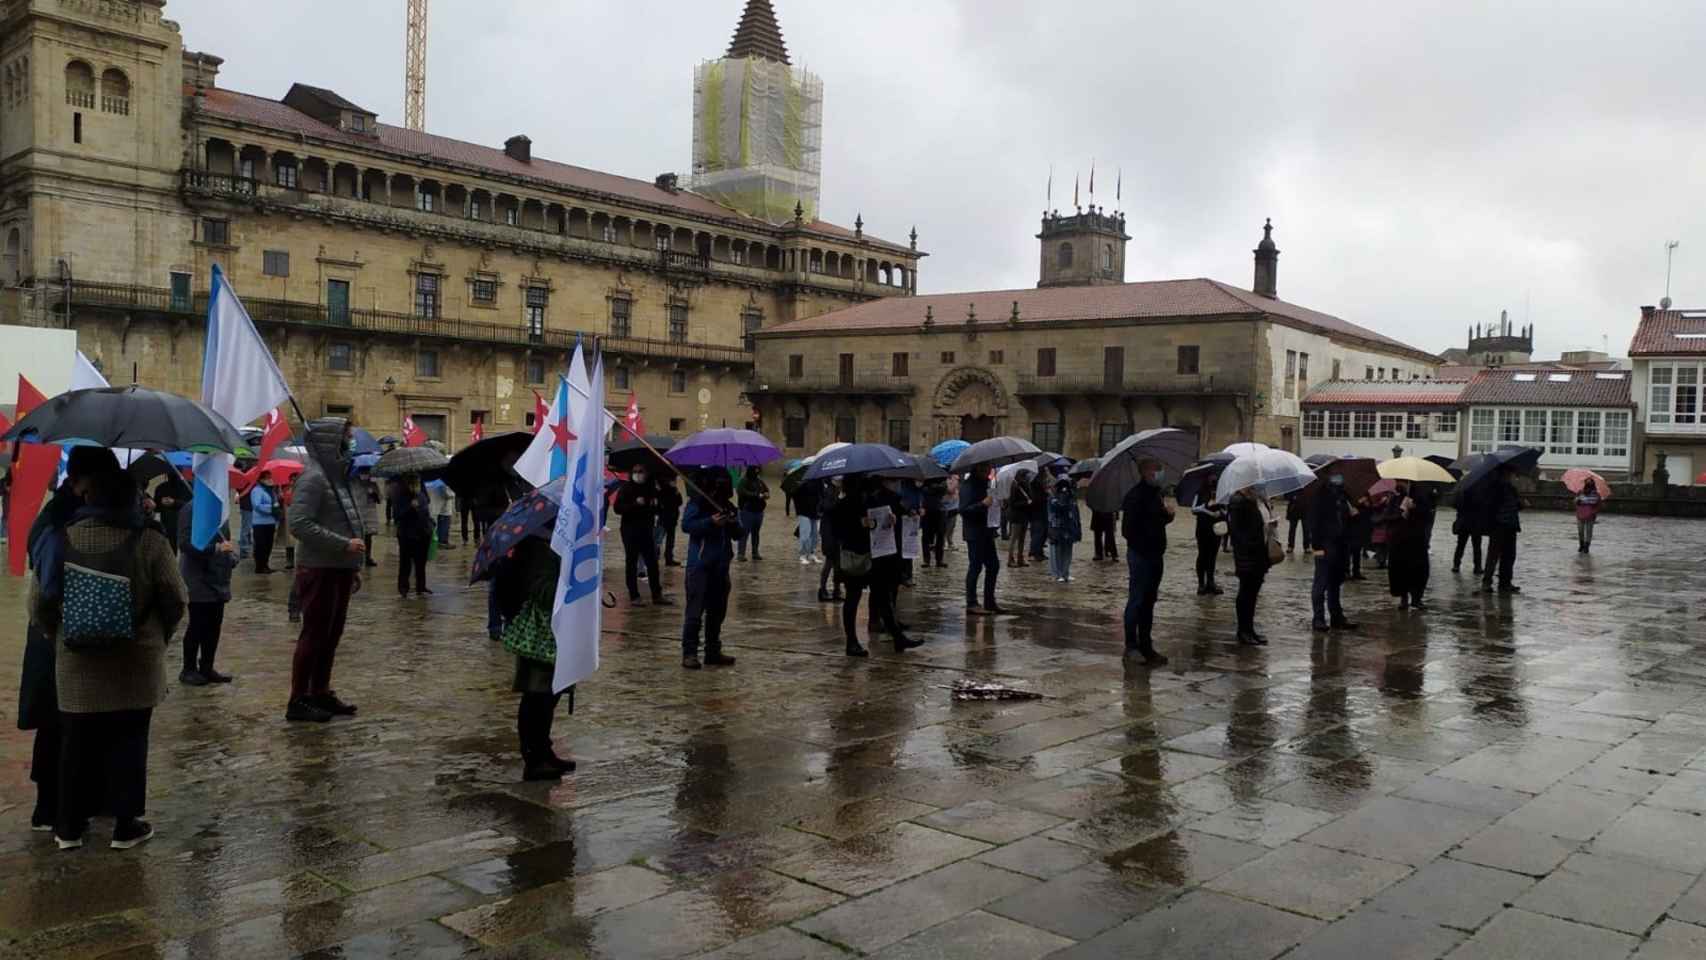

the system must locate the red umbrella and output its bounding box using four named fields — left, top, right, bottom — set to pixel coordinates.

left=1561, top=468, right=1611, bottom=499
left=1695, top=470, right=1706, bottom=485
left=1368, top=478, right=1399, bottom=498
